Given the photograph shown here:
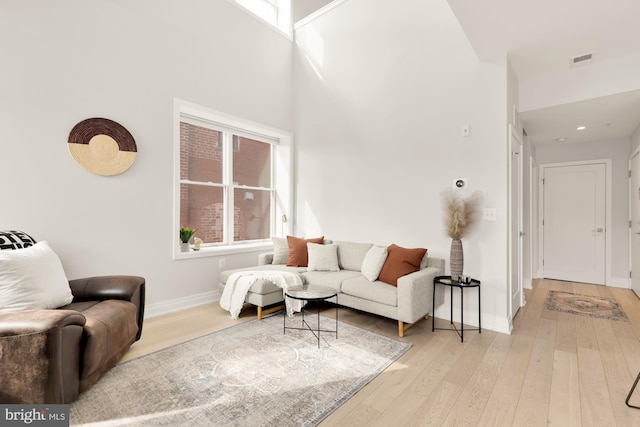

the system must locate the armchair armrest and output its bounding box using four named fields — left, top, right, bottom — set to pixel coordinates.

left=0, top=310, right=86, bottom=337
left=69, top=275, right=145, bottom=341
left=0, top=310, right=86, bottom=403
left=69, top=275, right=144, bottom=301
